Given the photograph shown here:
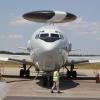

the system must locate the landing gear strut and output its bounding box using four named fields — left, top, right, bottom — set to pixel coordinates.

left=66, top=63, right=77, bottom=78
left=20, top=64, right=31, bottom=78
